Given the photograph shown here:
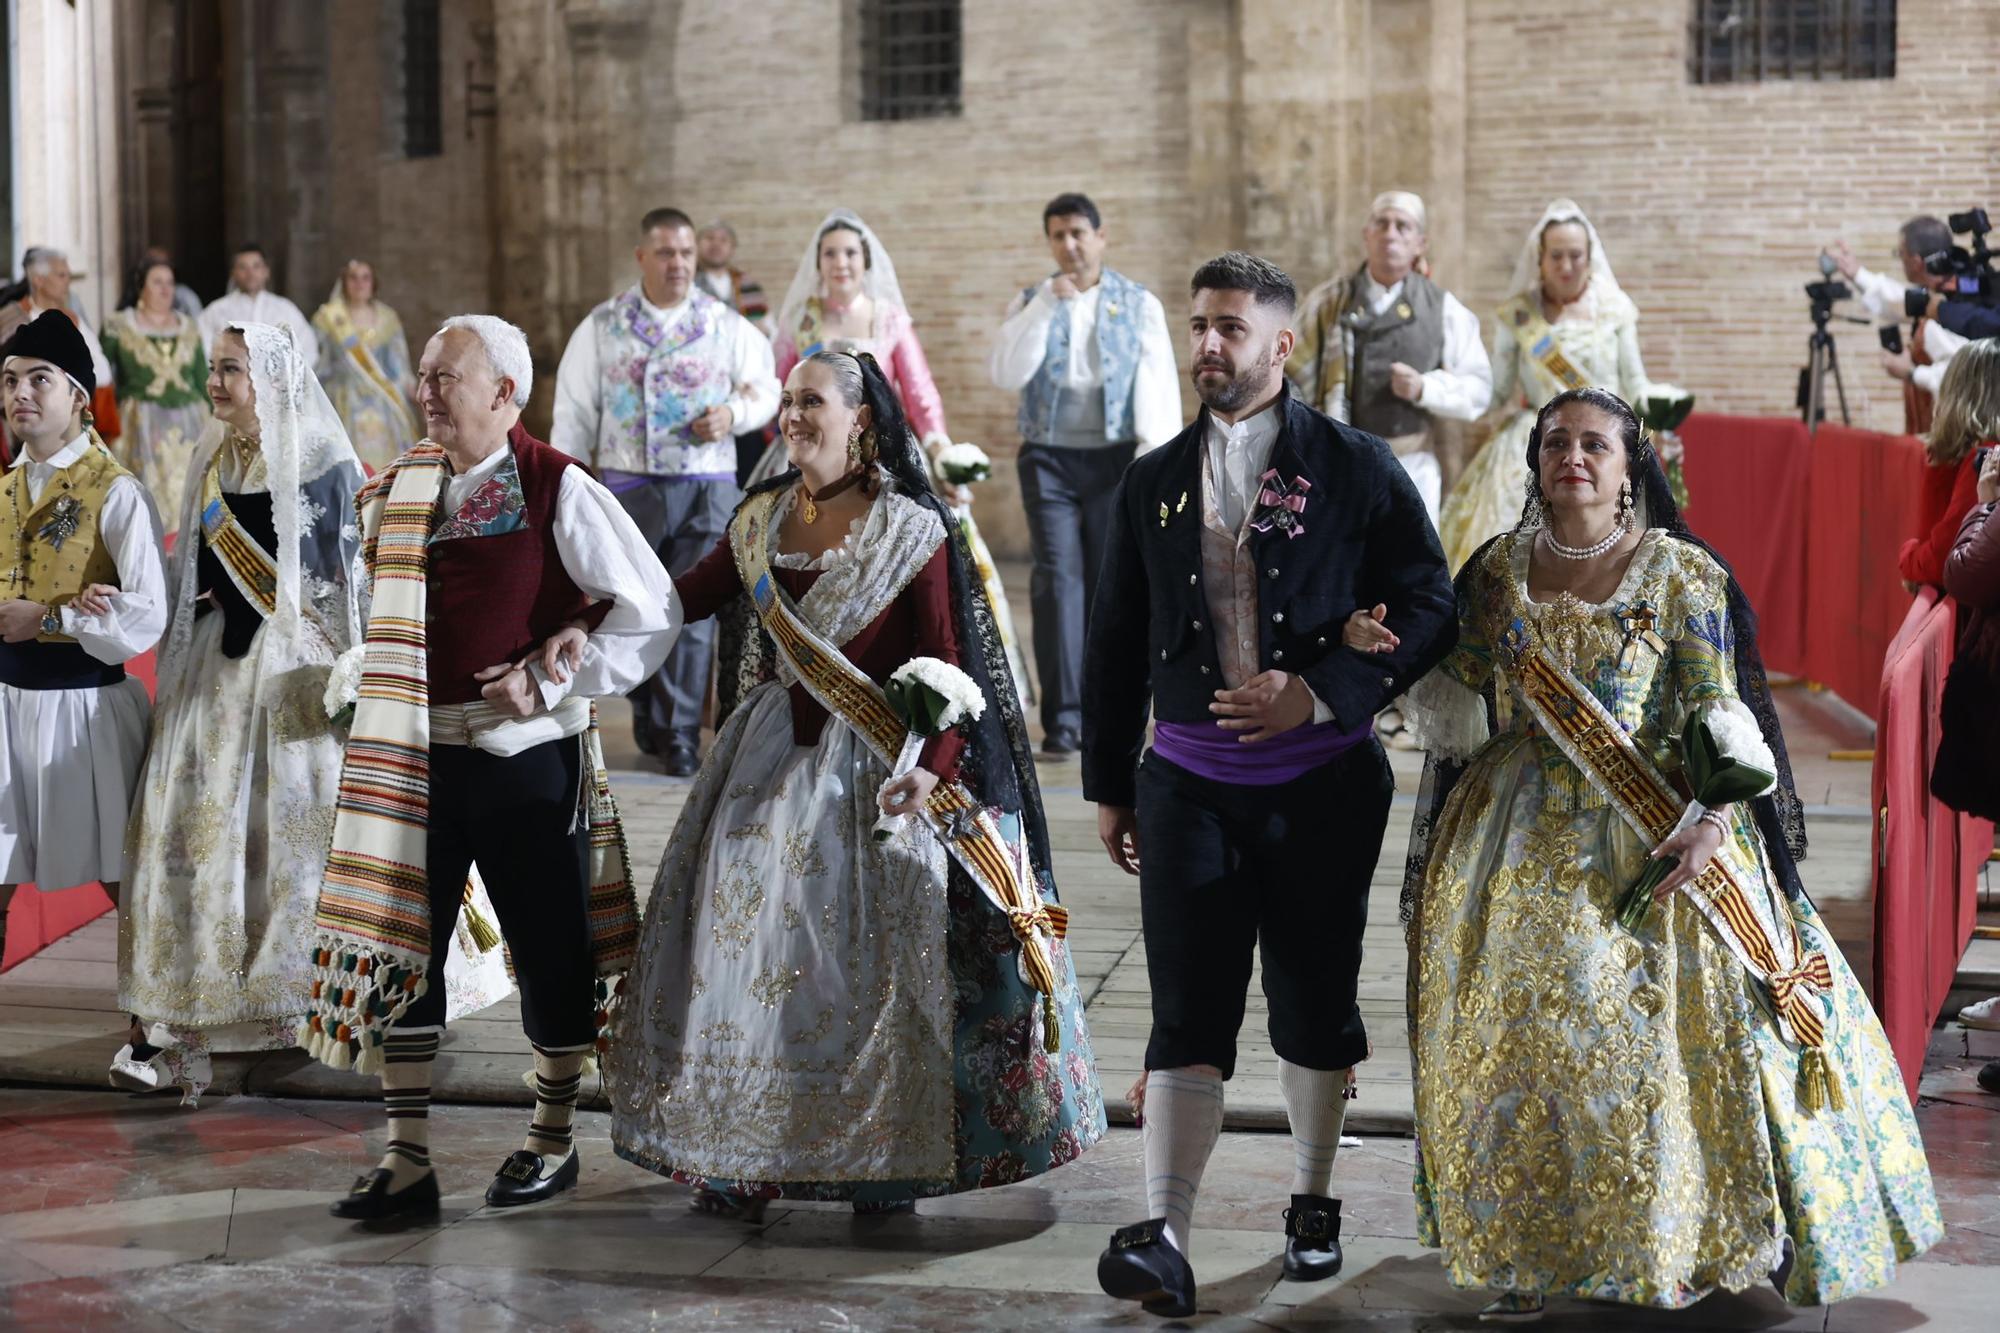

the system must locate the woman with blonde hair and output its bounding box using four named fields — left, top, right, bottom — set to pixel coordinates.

left=1899, top=337, right=1999, bottom=591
